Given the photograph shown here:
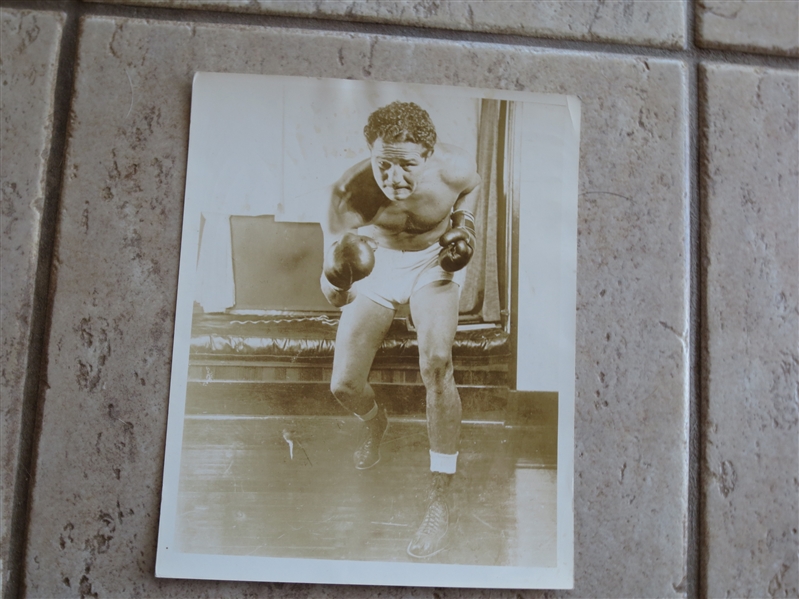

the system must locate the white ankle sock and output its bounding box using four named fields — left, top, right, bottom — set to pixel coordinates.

left=429, top=450, right=458, bottom=474
left=356, top=402, right=379, bottom=422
